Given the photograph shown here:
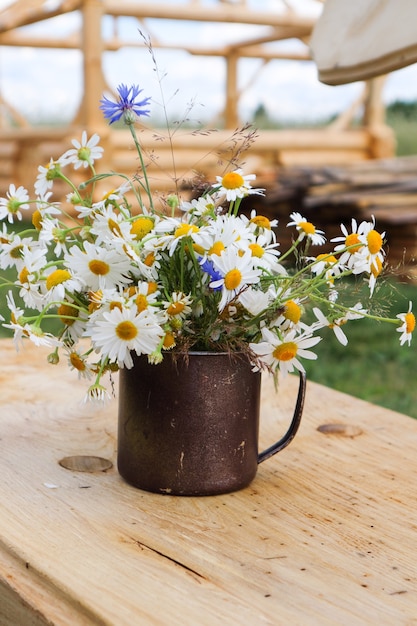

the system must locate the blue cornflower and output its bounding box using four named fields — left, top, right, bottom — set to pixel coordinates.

left=199, top=258, right=223, bottom=291
left=99, top=84, right=151, bottom=125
